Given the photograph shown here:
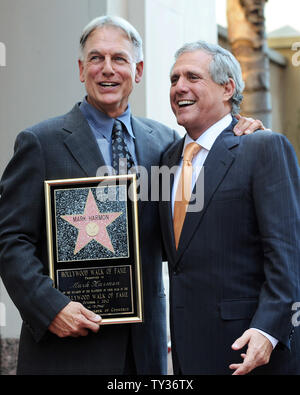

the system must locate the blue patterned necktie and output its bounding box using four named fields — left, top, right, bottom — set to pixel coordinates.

left=111, top=119, right=135, bottom=174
